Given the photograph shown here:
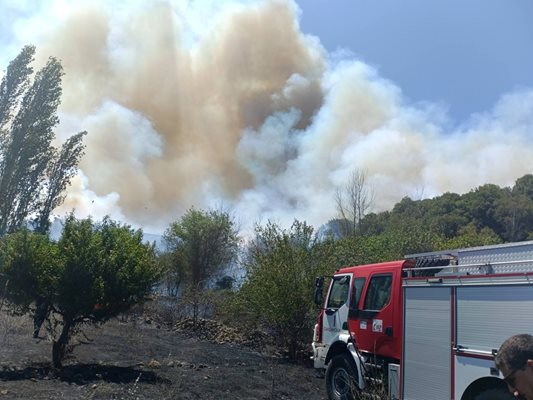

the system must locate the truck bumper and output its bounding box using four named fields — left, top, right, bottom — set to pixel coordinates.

left=312, top=341, right=326, bottom=369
